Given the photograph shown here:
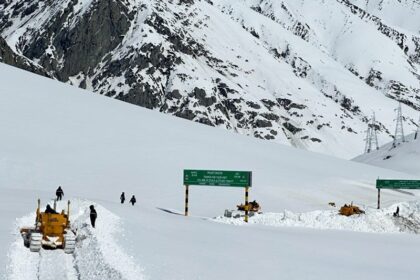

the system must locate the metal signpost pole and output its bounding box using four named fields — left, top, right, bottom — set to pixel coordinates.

left=377, top=188, right=380, bottom=209
left=244, top=187, right=249, bottom=223
left=185, top=185, right=189, bottom=216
